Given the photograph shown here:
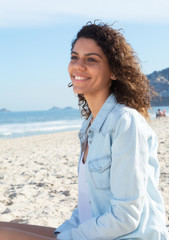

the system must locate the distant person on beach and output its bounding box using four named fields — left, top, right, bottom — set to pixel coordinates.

left=156, top=108, right=162, bottom=118
left=0, top=21, right=169, bottom=239
left=163, top=109, right=166, bottom=117
left=156, top=108, right=166, bottom=118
